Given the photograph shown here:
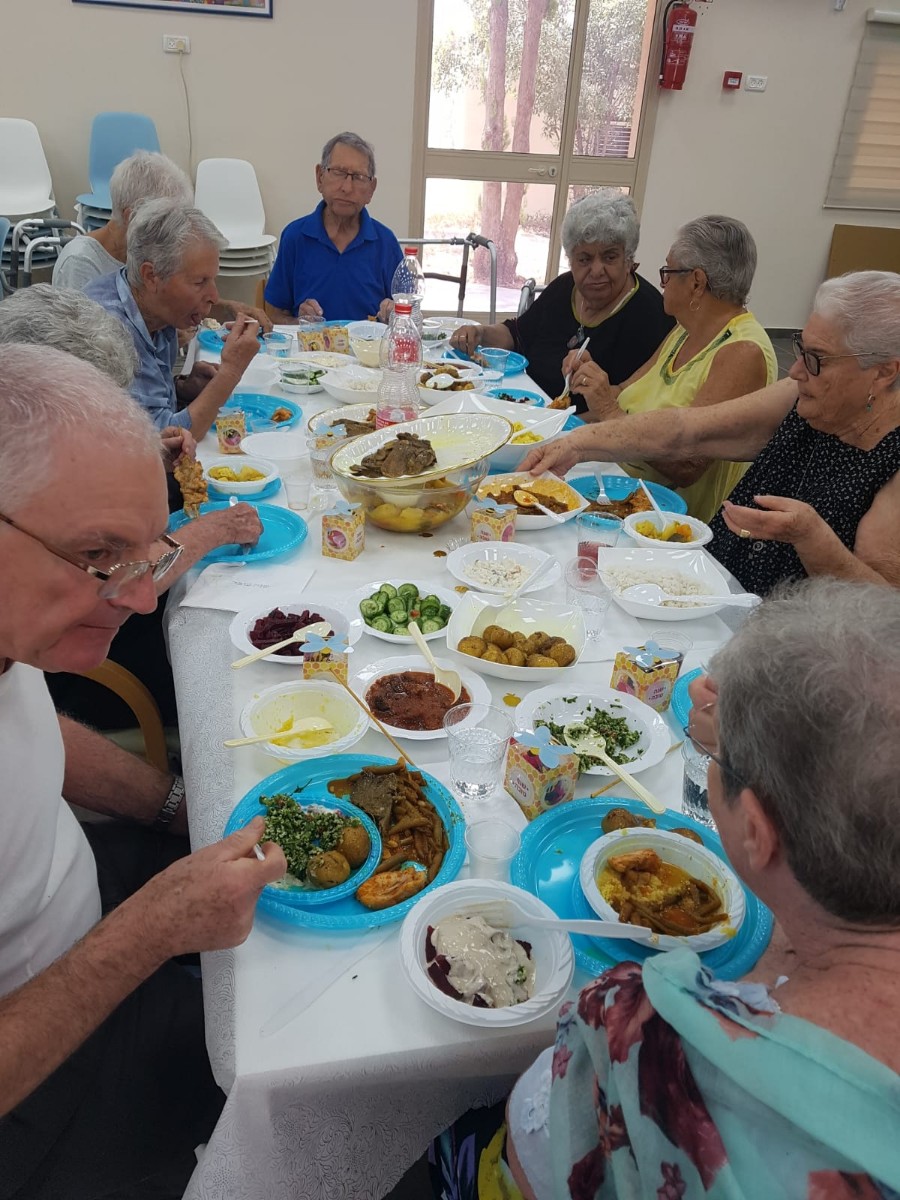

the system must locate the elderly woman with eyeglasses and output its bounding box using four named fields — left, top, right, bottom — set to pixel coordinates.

left=450, top=191, right=674, bottom=408
left=431, top=579, right=900, bottom=1200
left=567, top=215, right=777, bottom=523
left=522, top=270, right=900, bottom=594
